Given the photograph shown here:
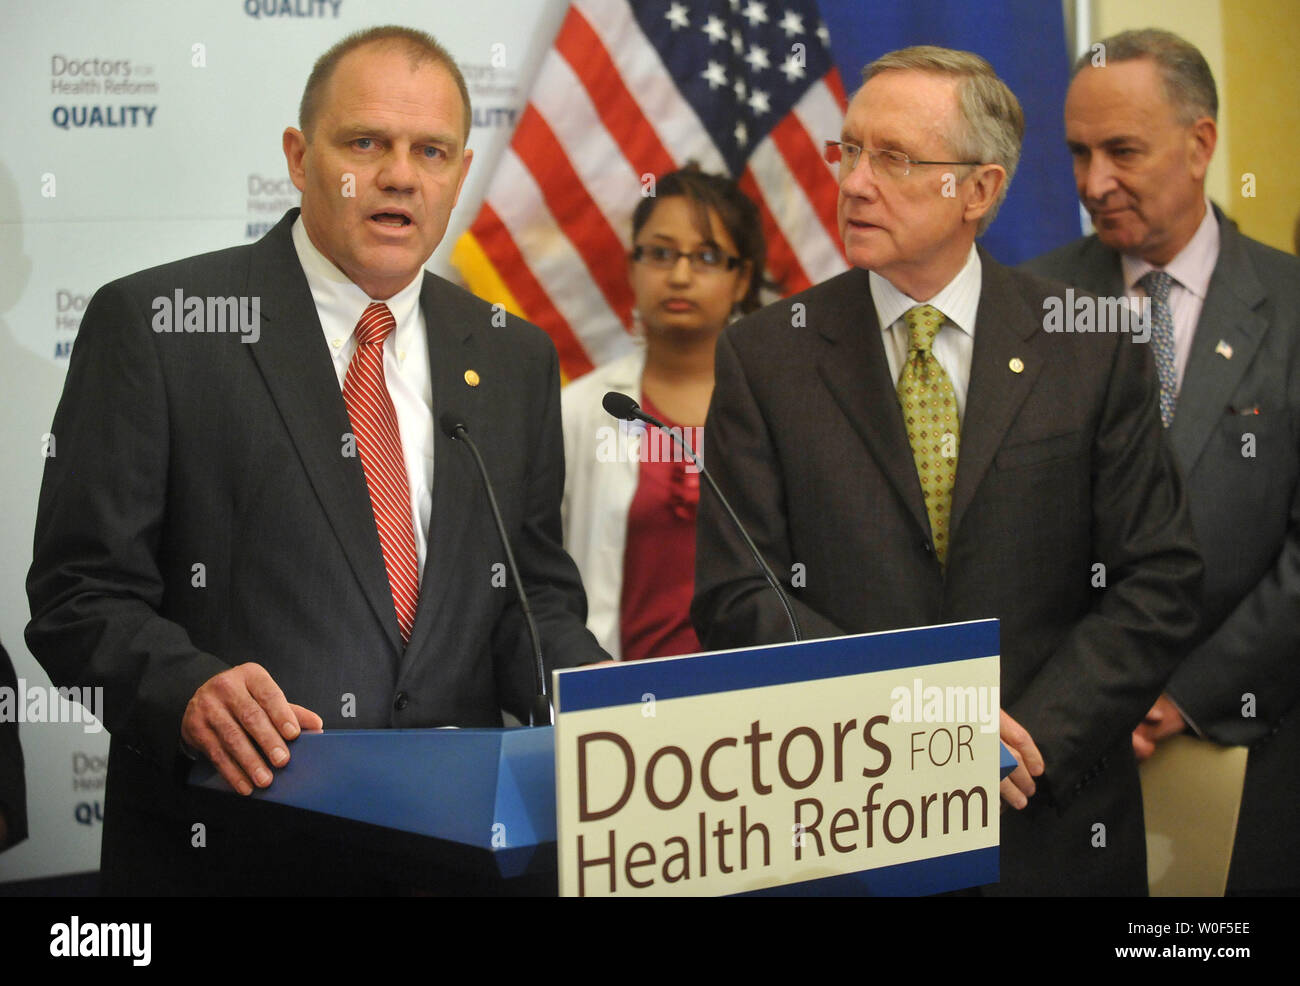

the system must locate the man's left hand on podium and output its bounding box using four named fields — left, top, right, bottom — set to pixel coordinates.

left=999, top=709, right=1045, bottom=811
